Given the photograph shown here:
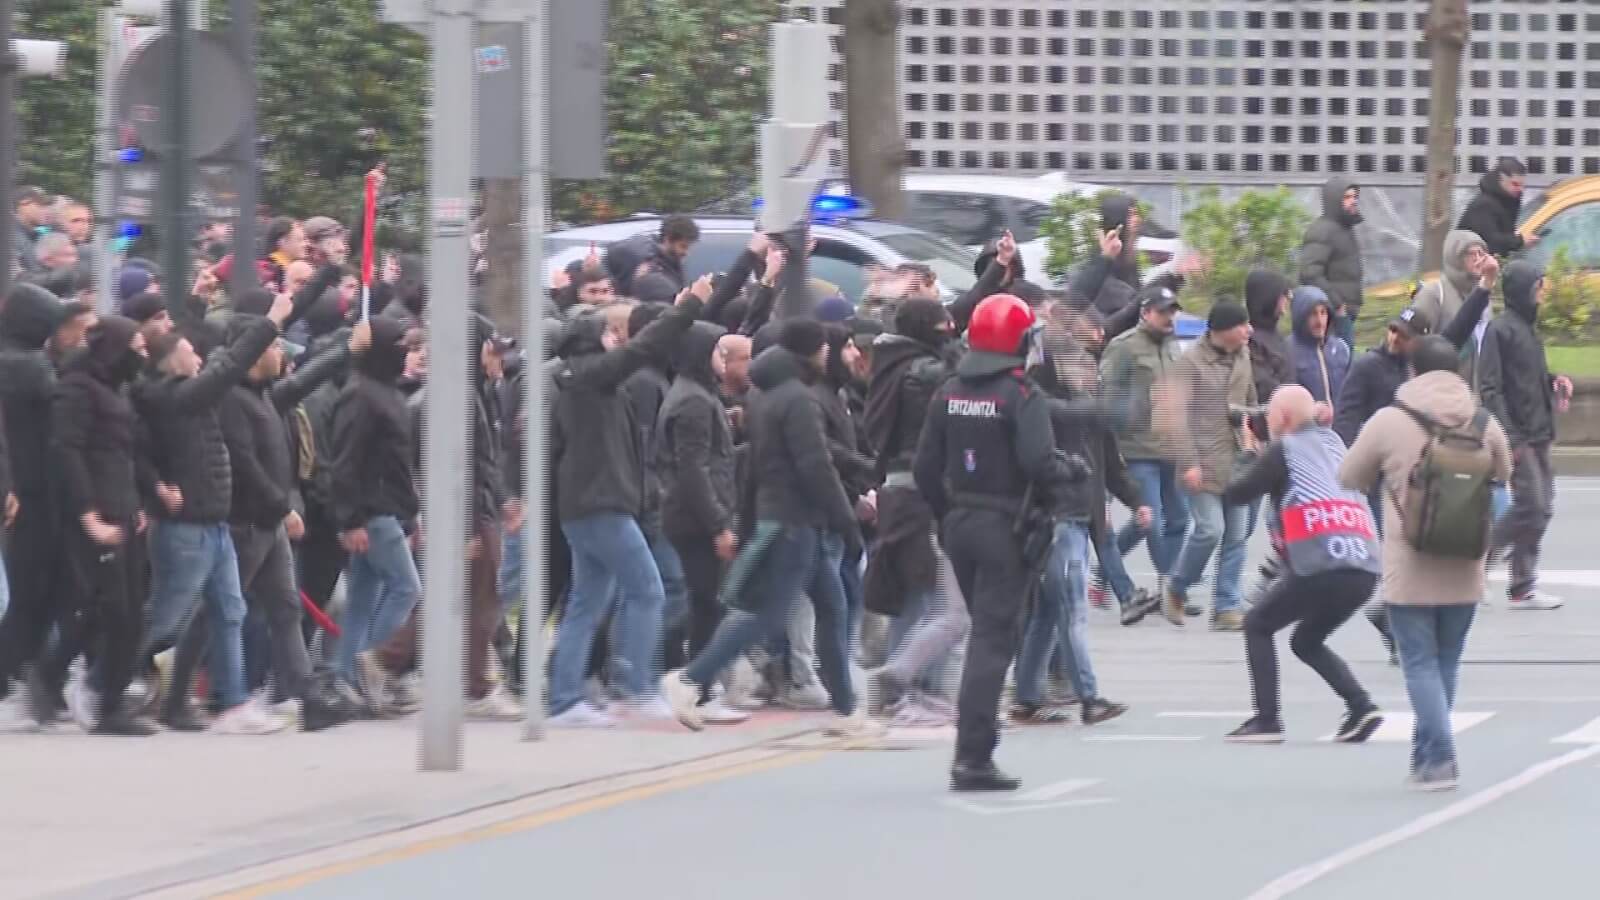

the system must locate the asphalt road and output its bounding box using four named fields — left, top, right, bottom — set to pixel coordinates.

left=259, top=479, right=1600, bottom=900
